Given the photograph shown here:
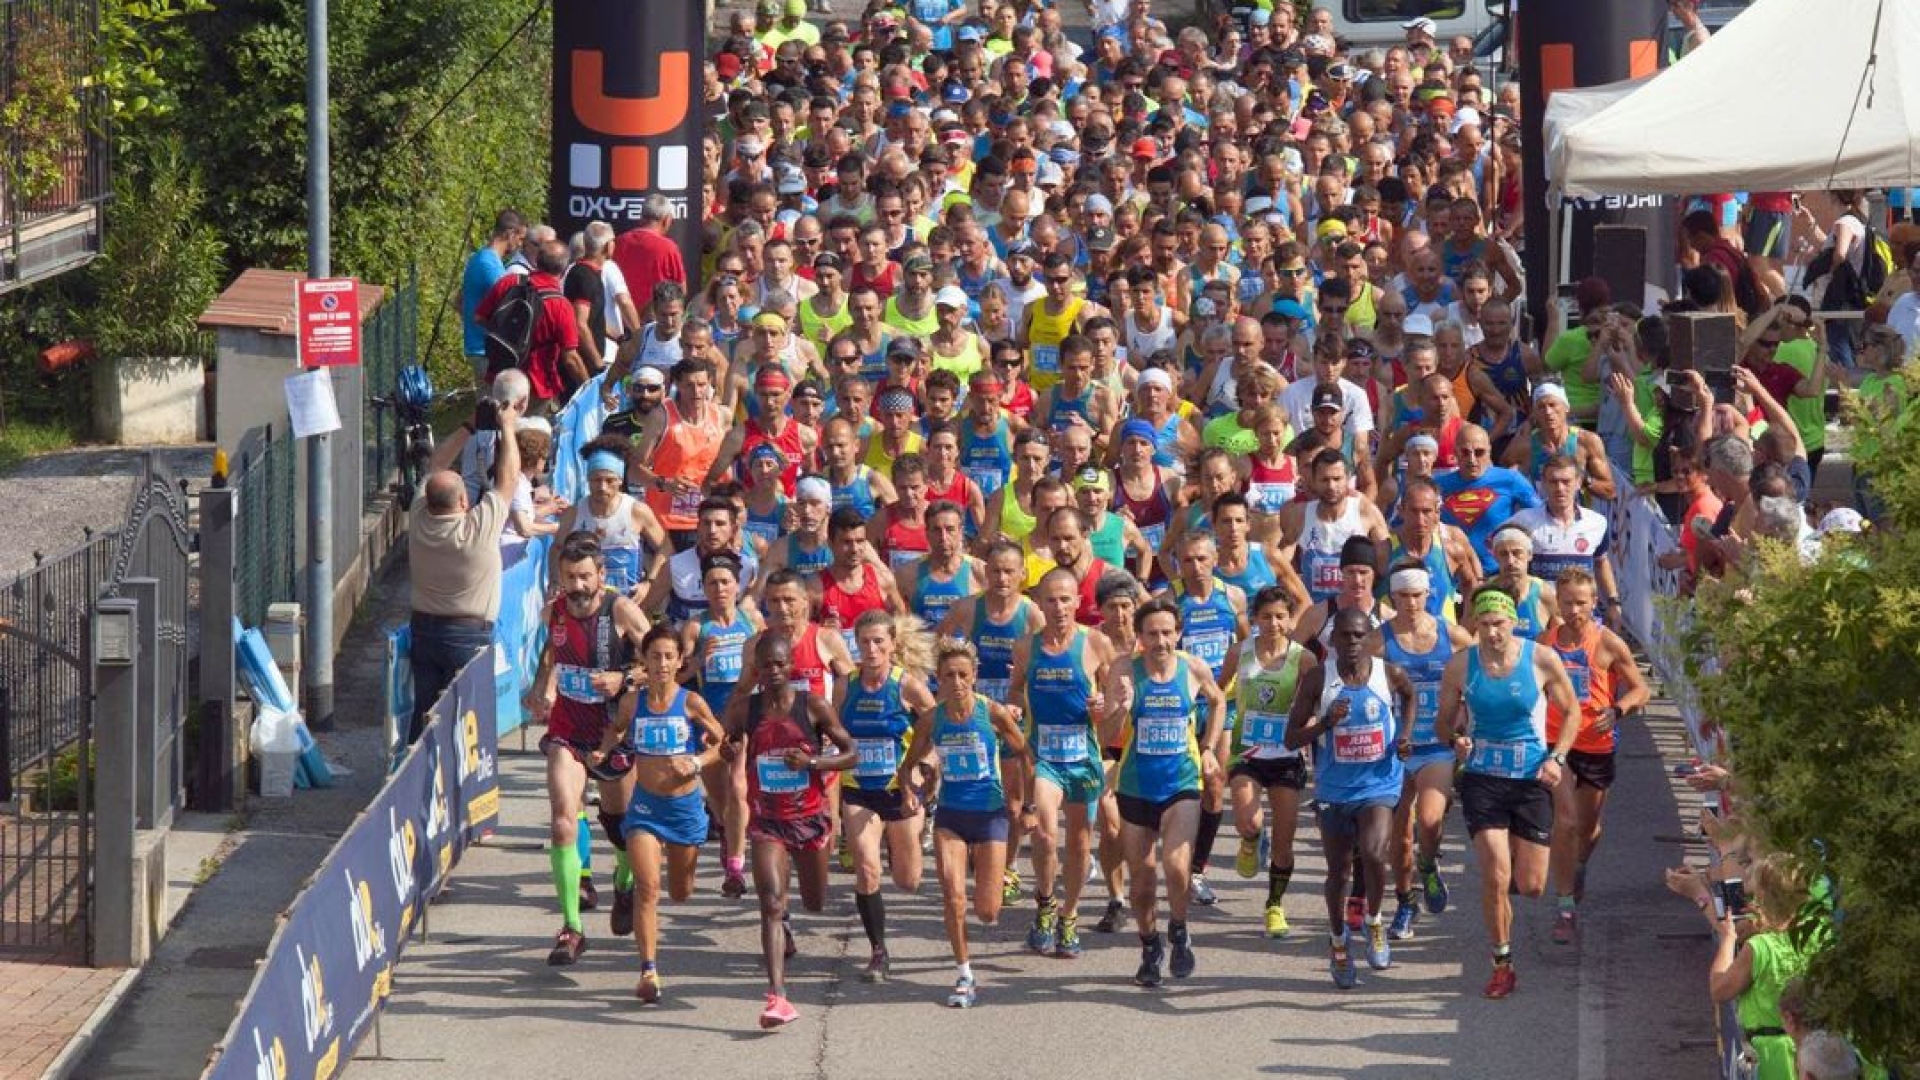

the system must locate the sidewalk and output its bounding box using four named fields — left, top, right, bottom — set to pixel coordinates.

left=0, top=963, right=125, bottom=1080
left=46, top=554, right=409, bottom=1080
